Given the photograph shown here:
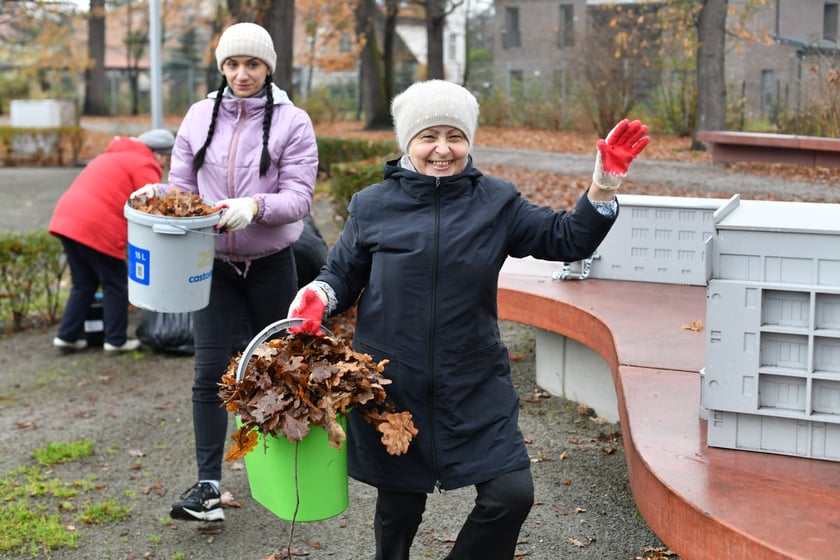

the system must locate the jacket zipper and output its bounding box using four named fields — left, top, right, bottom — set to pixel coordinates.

left=430, top=177, right=442, bottom=491
left=226, top=100, right=246, bottom=254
